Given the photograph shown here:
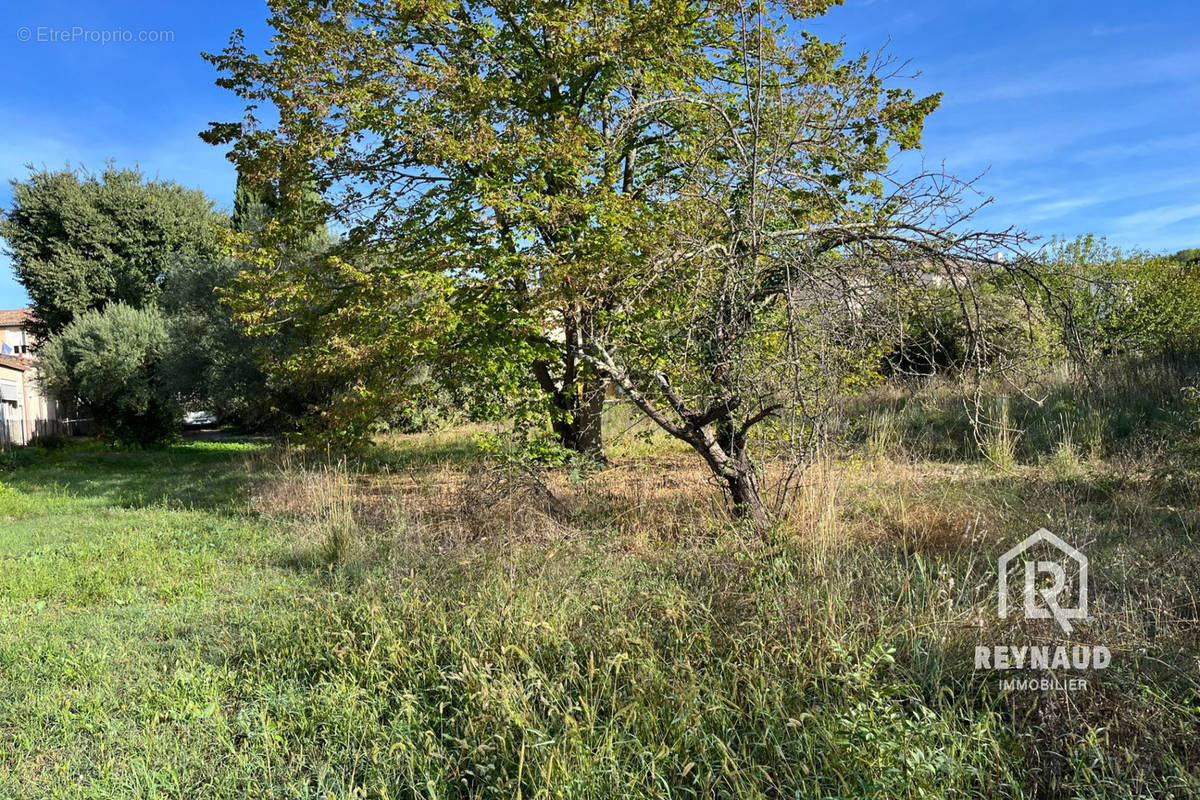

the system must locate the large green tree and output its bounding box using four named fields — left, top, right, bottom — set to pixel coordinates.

left=206, top=0, right=1032, bottom=525
left=556, top=7, right=1034, bottom=528
left=1, top=166, right=226, bottom=339
left=203, top=0, right=740, bottom=455
left=158, top=166, right=335, bottom=430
